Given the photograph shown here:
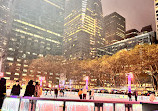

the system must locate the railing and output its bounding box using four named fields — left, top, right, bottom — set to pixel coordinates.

left=2, top=96, right=158, bottom=111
